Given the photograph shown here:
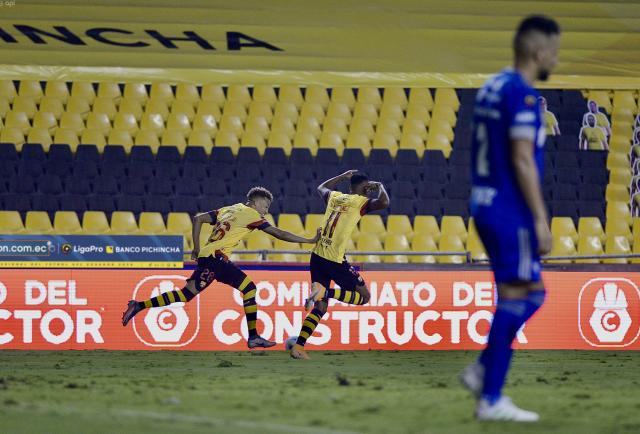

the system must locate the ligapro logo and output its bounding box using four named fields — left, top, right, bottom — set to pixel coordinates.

left=132, top=275, right=200, bottom=347
left=578, top=278, right=640, bottom=348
